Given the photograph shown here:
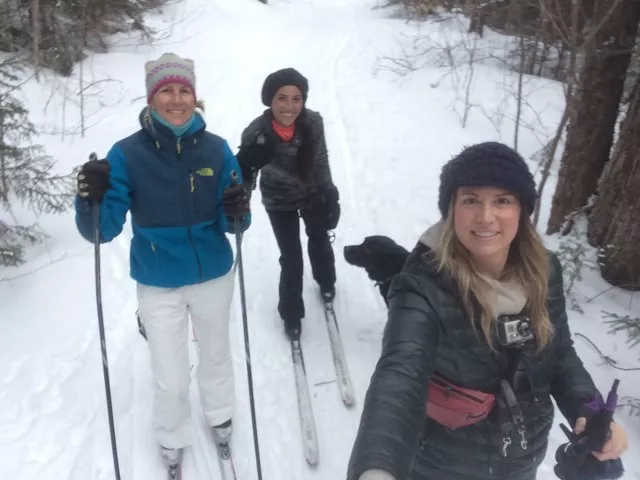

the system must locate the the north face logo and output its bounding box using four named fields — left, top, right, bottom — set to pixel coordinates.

left=196, top=167, right=214, bottom=176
